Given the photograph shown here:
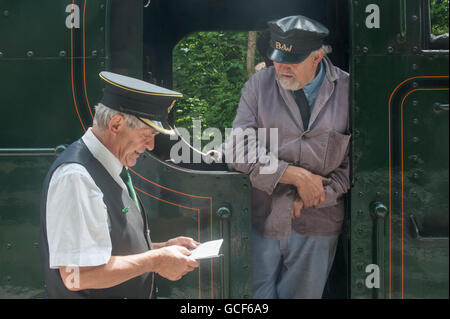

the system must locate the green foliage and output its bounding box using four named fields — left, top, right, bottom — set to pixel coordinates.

left=172, top=32, right=251, bottom=138
left=430, top=0, right=449, bottom=34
